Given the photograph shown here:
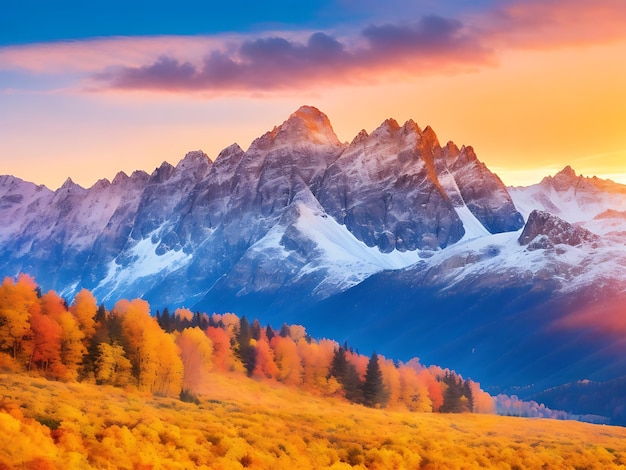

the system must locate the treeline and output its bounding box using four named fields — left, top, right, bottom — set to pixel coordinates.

left=0, top=274, right=494, bottom=413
